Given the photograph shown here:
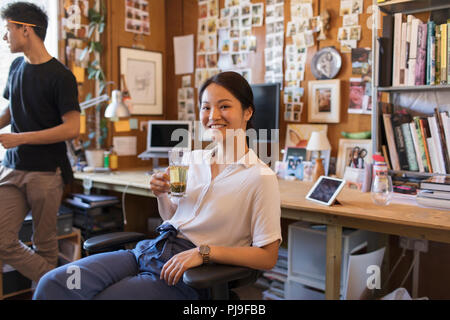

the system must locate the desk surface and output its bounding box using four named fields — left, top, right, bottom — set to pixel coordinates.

left=74, top=168, right=450, bottom=233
